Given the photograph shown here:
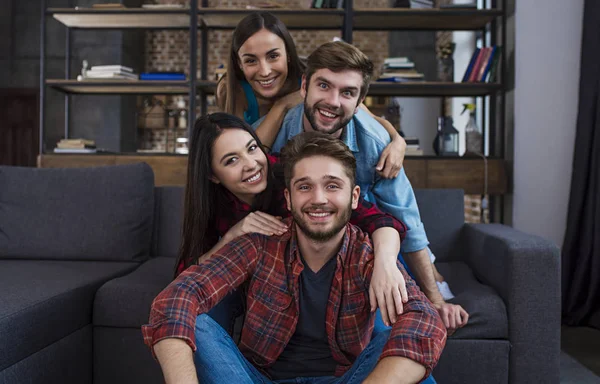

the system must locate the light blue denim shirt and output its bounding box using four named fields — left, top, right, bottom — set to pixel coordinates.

left=253, top=104, right=429, bottom=253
